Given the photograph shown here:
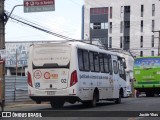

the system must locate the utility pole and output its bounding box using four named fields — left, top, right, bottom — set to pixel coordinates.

left=90, top=27, right=92, bottom=44
left=152, top=30, right=160, bottom=56
left=0, top=0, right=5, bottom=111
